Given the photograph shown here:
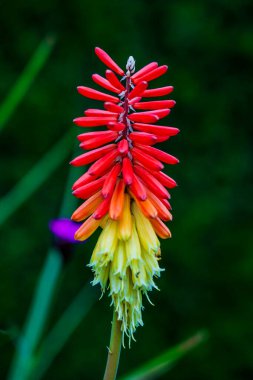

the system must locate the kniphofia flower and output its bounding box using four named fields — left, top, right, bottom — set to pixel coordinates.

left=71, top=47, right=179, bottom=342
